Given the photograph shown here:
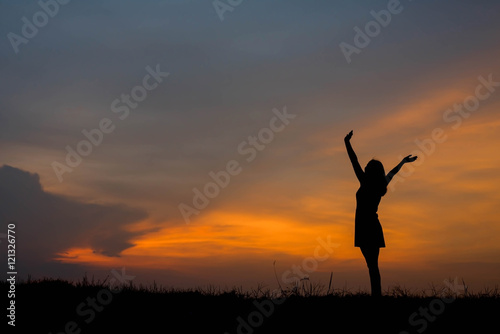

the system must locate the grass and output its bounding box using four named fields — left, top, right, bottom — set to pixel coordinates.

left=3, top=276, right=499, bottom=333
